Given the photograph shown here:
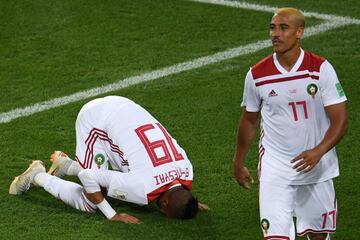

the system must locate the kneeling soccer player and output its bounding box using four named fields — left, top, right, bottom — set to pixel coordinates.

left=10, top=96, right=209, bottom=223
